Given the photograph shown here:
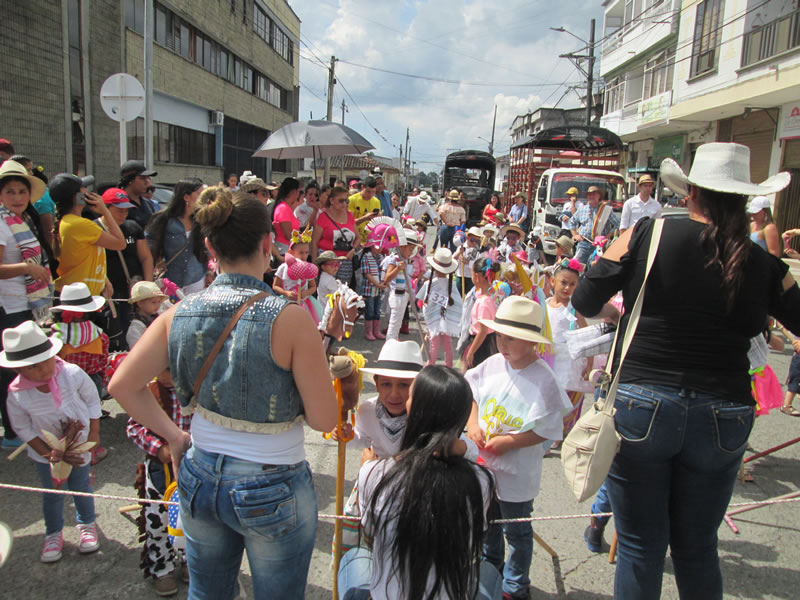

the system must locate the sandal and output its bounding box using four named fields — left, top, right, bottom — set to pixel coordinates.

left=780, top=405, right=800, bottom=417
left=90, top=446, right=108, bottom=465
